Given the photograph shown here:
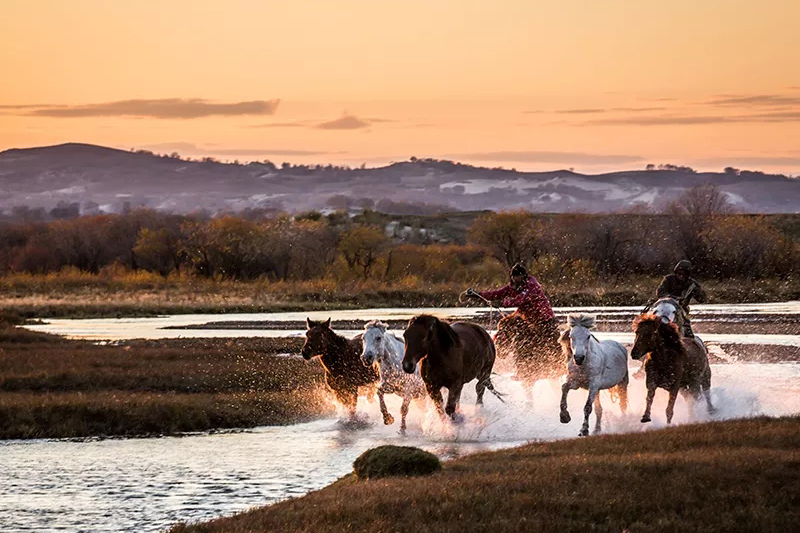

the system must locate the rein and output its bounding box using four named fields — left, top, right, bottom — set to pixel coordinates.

left=459, top=289, right=507, bottom=331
